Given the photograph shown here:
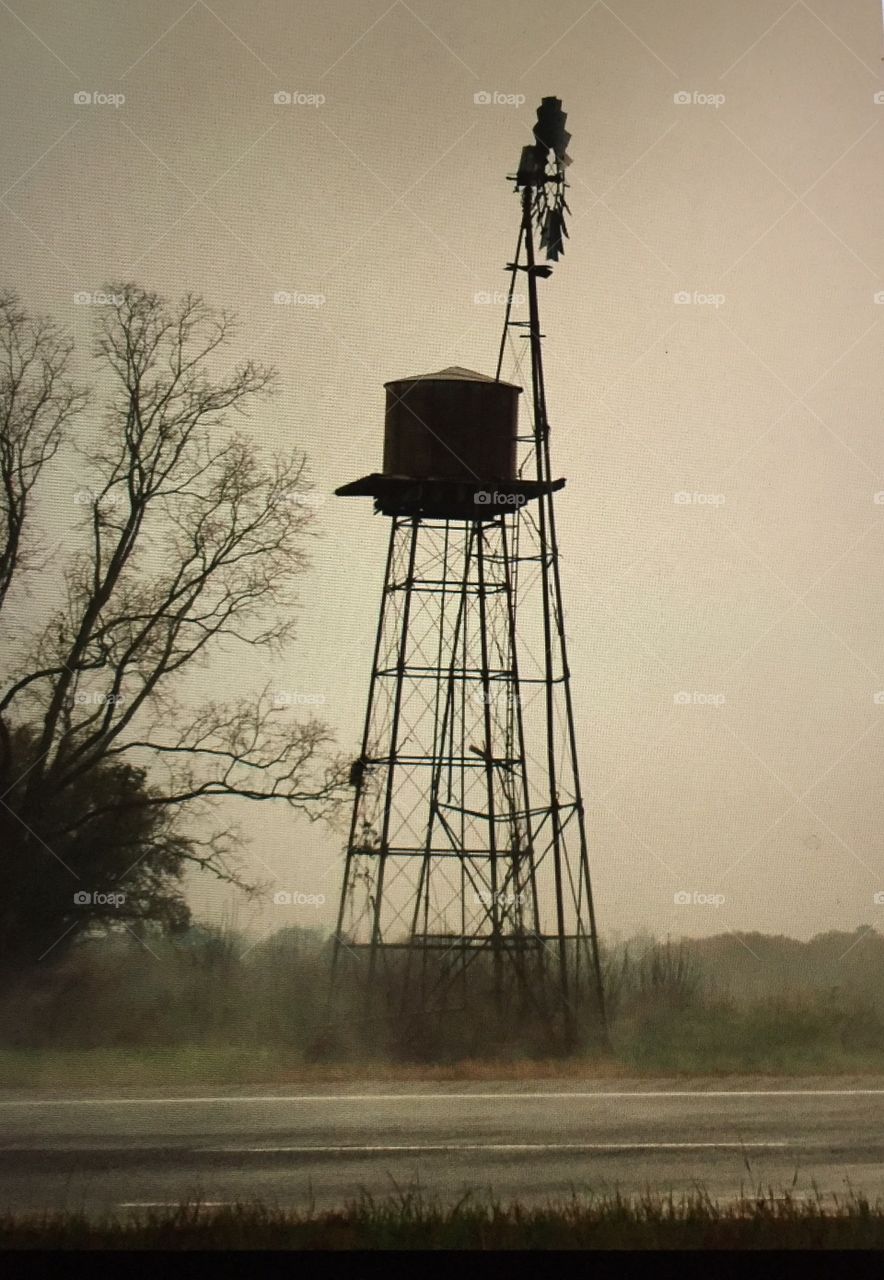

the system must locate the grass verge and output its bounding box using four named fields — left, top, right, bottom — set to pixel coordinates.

left=2, top=1189, right=884, bottom=1249
left=0, top=1046, right=627, bottom=1088
left=3, top=1043, right=884, bottom=1091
